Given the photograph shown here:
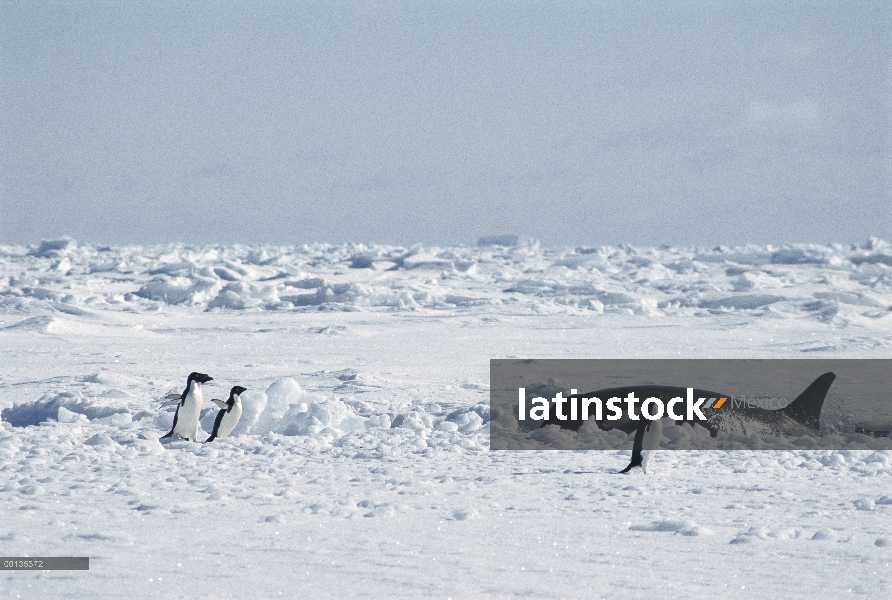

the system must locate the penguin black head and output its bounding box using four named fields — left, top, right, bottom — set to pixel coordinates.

left=230, top=385, right=247, bottom=398
left=188, top=372, right=213, bottom=384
